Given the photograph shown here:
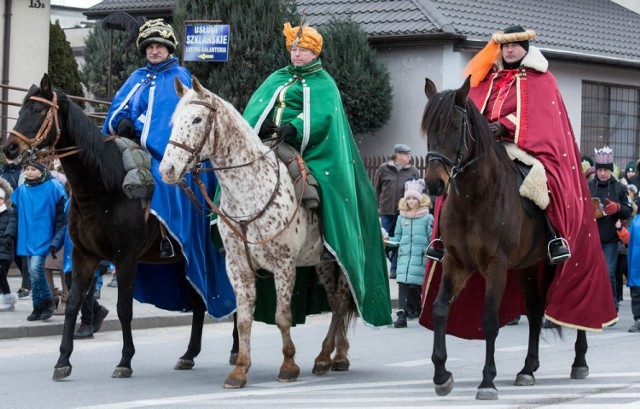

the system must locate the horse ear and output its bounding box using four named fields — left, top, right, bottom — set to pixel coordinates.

left=455, top=75, right=471, bottom=107
left=424, top=78, right=438, bottom=99
left=192, top=75, right=204, bottom=95
left=40, top=73, right=53, bottom=99
left=174, top=77, right=188, bottom=98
